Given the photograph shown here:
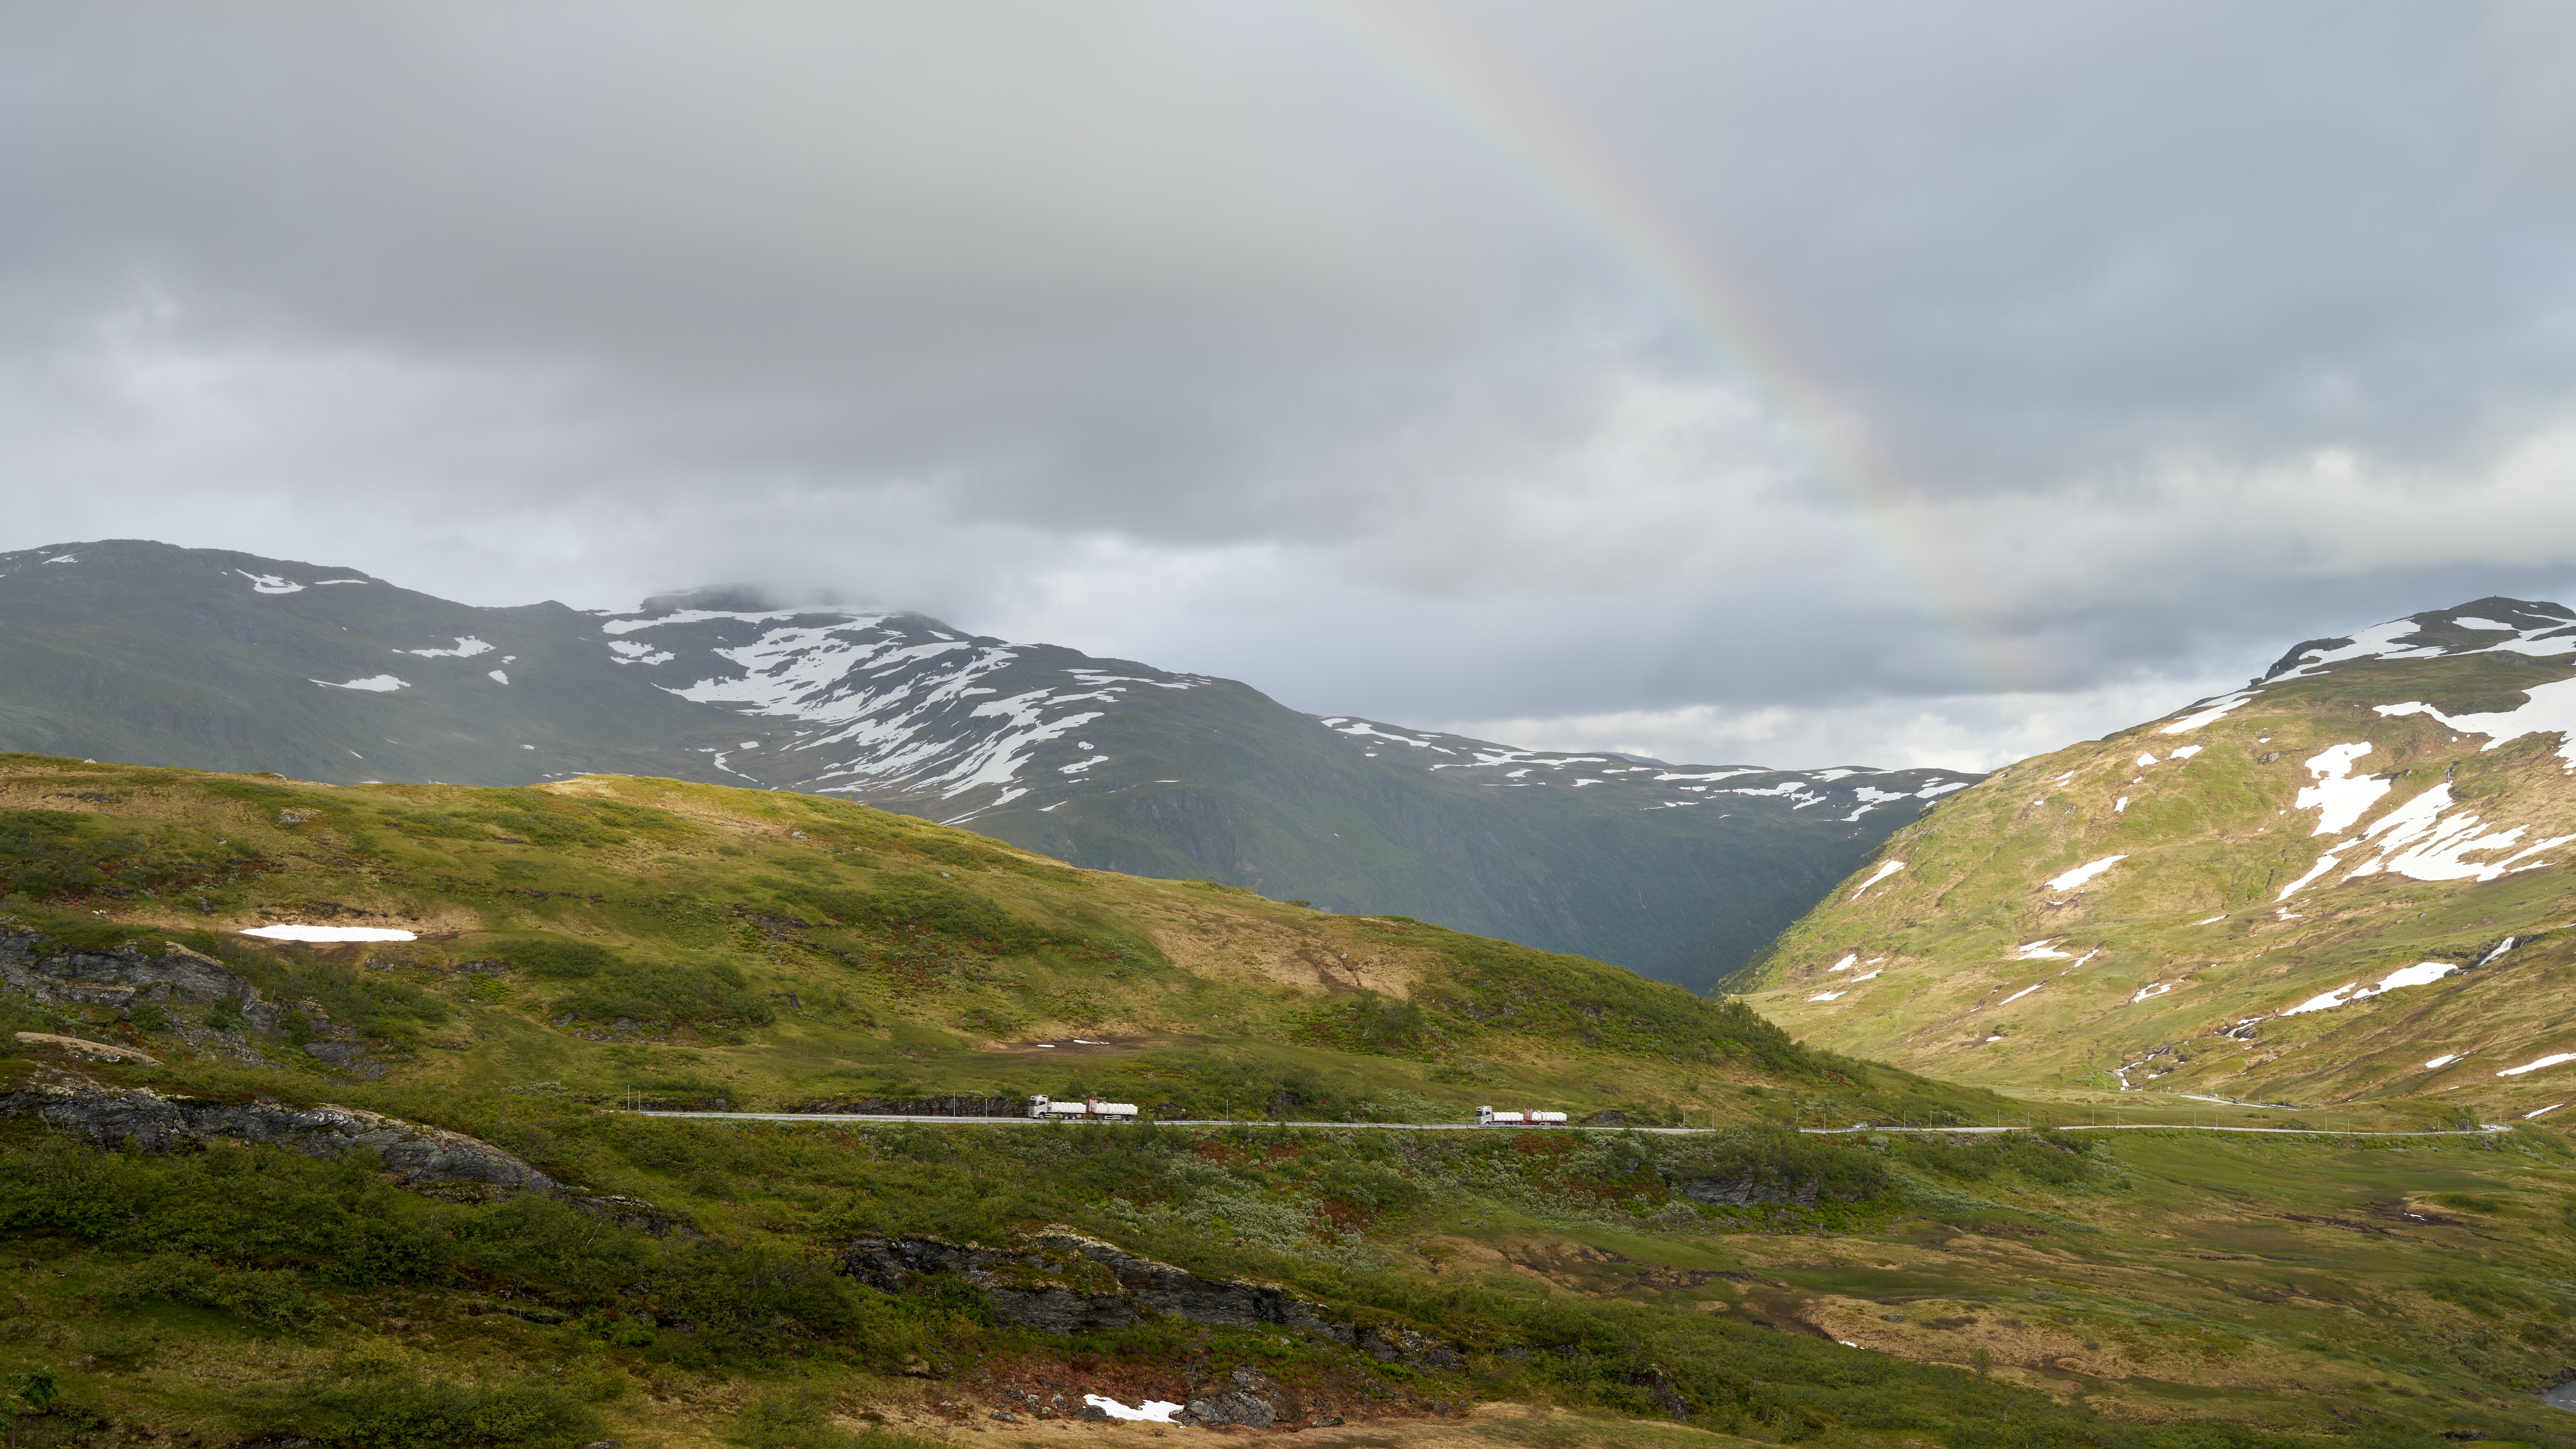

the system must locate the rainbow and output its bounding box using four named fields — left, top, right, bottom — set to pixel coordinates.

left=1306, top=1, right=1988, bottom=685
